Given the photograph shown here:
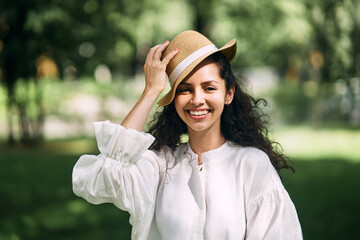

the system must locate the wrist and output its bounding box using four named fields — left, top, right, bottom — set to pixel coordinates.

left=141, top=87, right=162, bottom=103
left=143, top=86, right=163, bottom=98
